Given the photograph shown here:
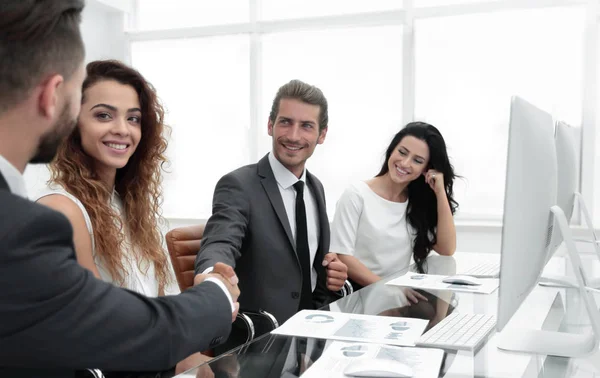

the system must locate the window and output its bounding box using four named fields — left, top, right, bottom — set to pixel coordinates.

left=123, top=0, right=598, bottom=224
left=261, top=26, right=403, bottom=215
left=134, top=0, right=249, bottom=30
left=260, top=0, right=403, bottom=21
left=414, top=6, right=584, bottom=218
left=131, top=36, right=251, bottom=219
left=414, top=0, right=499, bottom=7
